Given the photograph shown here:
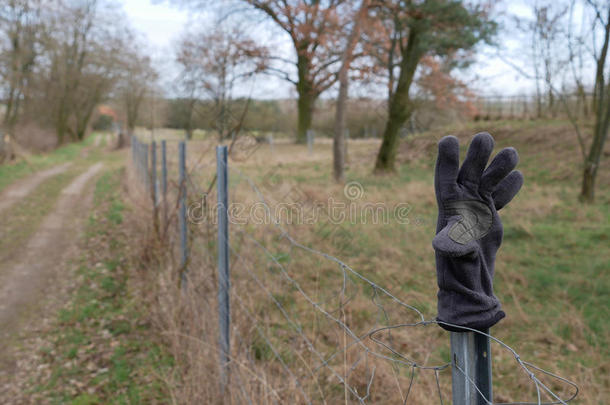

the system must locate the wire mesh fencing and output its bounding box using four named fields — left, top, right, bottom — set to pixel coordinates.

left=128, top=134, right=579, bottom=404
left=473, top=93, right=593, bottom=122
